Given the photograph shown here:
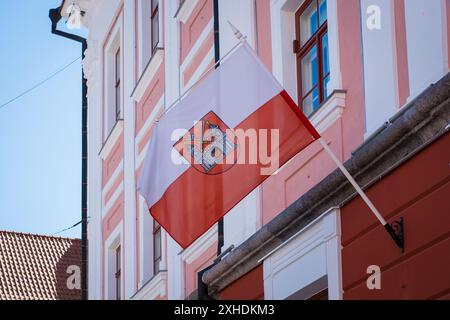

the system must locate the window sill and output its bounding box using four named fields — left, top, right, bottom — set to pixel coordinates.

left=179, top=225, right=218, bottom=264
left=99, top=120, right=124, bottom=160
left=132, top=271, right=168, bottom=300
left=309, top=90, right=346, bottom=134
left=131, top=48, right=164, bottom=103
left=174, top=0, right=199, bottom=24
